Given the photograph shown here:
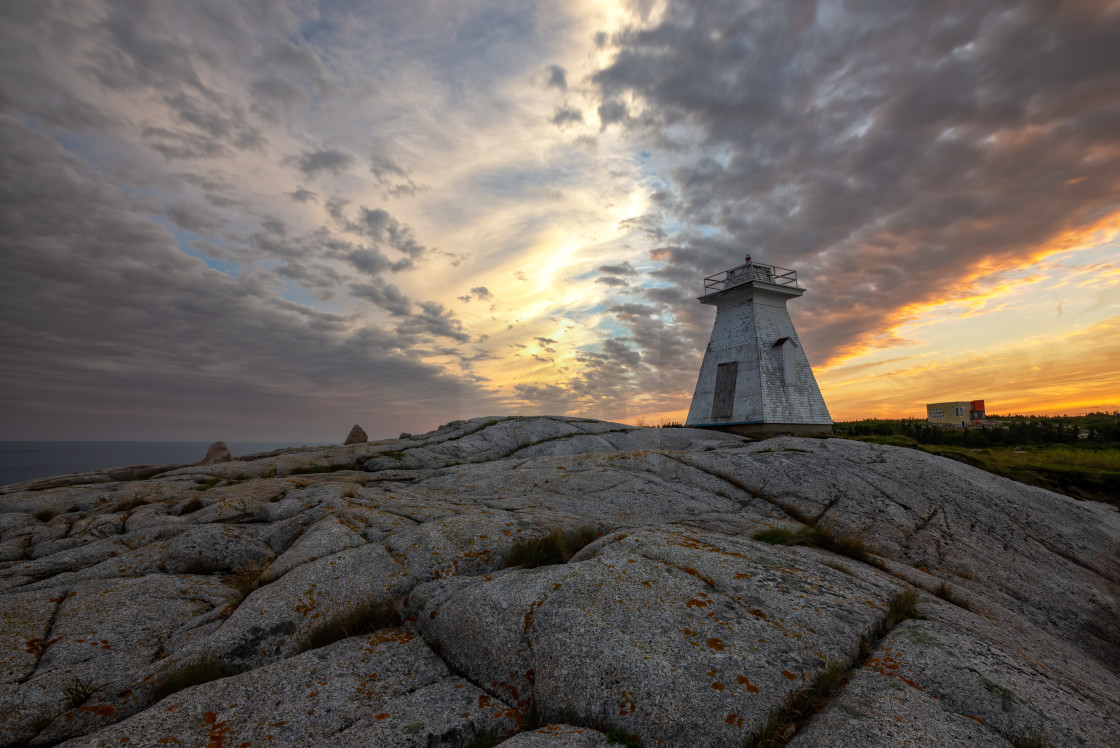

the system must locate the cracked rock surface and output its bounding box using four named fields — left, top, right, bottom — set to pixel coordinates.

left=0, top=416, right=1117, bottom=747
